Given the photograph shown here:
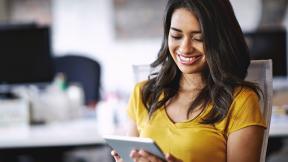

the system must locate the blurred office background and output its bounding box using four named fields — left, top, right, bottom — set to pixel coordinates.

left=0, top=0, right=286, bottom=94
left=0, top=0, right=287, bottom=162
